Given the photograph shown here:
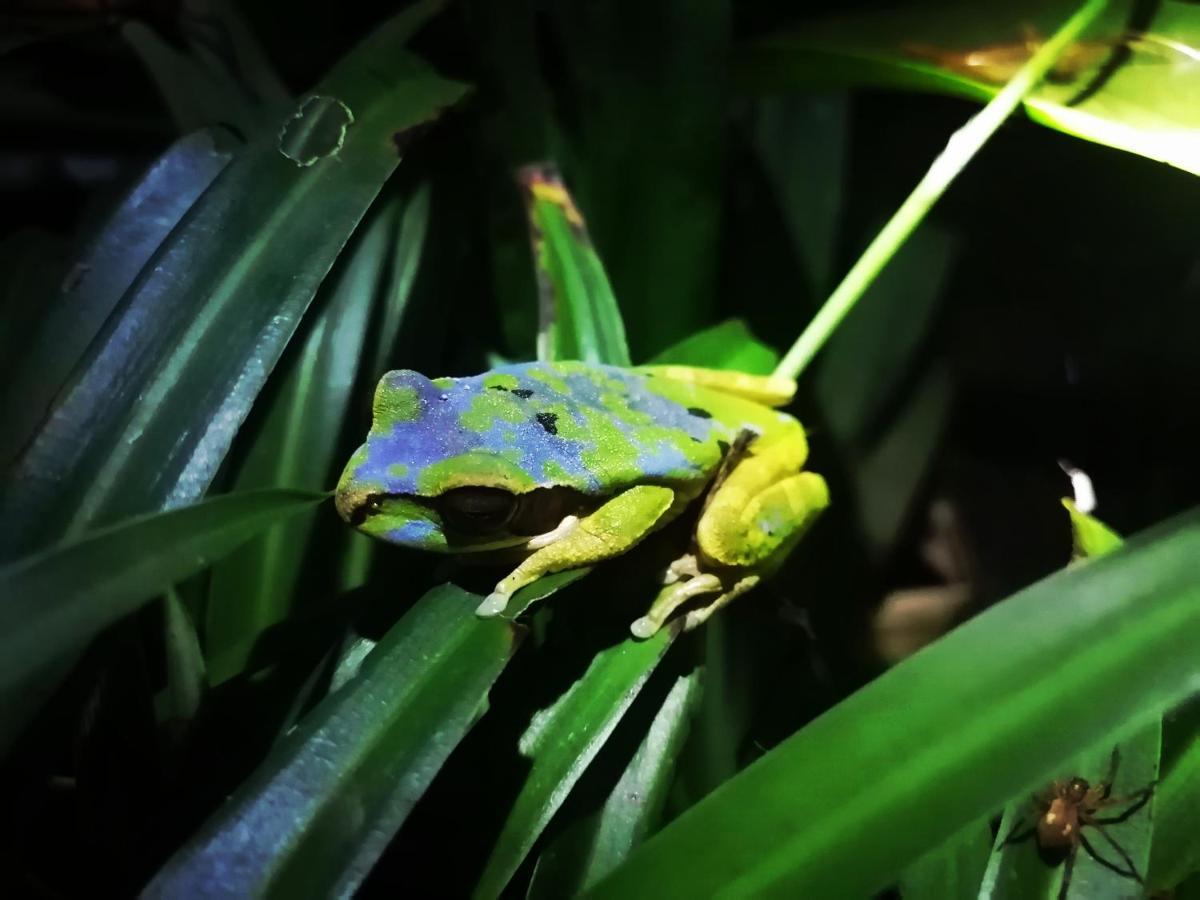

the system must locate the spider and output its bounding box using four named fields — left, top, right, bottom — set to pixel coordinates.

left=1003, top=748, right=1155, bottom=900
